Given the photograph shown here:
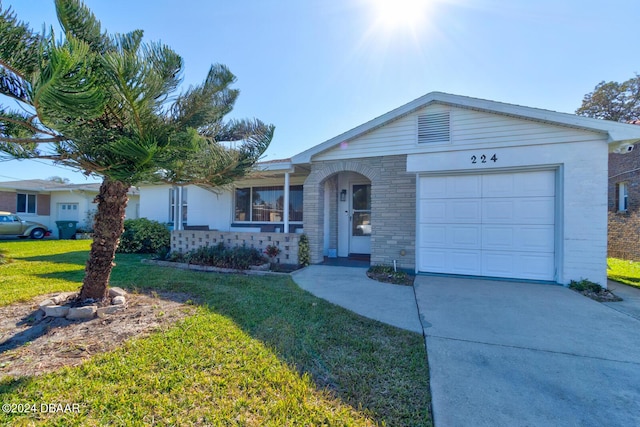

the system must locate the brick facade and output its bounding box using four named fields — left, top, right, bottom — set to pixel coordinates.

left=171, top=230, right=301, bottom=265
left=303, top=155, right=416, bottom=270
left=608, top=143, right=640, bottom=260
left=37, top=194, right=51, bottom=215
left=0, top=191, right=14, bottom=211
